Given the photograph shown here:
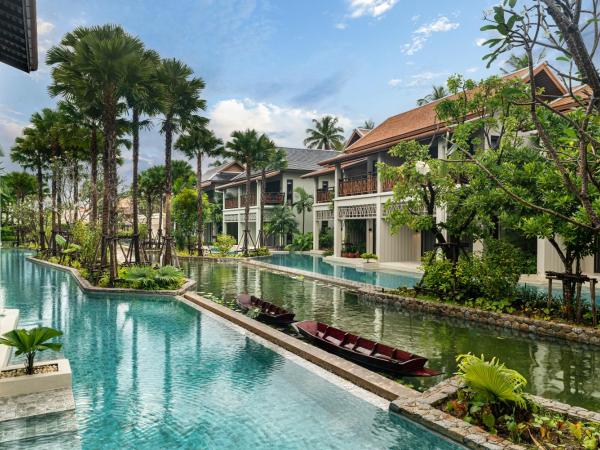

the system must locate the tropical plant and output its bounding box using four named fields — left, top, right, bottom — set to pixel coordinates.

left=289, top=232, right=313, bottom=251
left=265, top=205, right=298, bottom=248
left=293, top=187, right=313, bottom=234
left=173, top=187, right=211, bottom=252
left=456, top=353, right=528, bottom=408
left=0, top=327, right=63, bottom=375
left=304, top=116, right=345, bottom=150
left=175, top=121, right=222, bottom=255
left=214, top=234, right=236, bottom=256
left=156, top=57, right=206, bottom=266
left=222, top=129, right=263, bottom=255
left=256, top=140, right=286, bottom=246
left=139, top=165, right=165, bottom=245
left=500, top=50, right=546, bottom=74
left=118, top=265, right=184, bottom=290
left=1, top=171, right=37, bottom=246
left=319, top=228, right=333, bottom=250
left=360, top=252, right=378, bottom=262
left=362, top=119, right=375, bottom=129
left=416, top=85, right=448, bottom=106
